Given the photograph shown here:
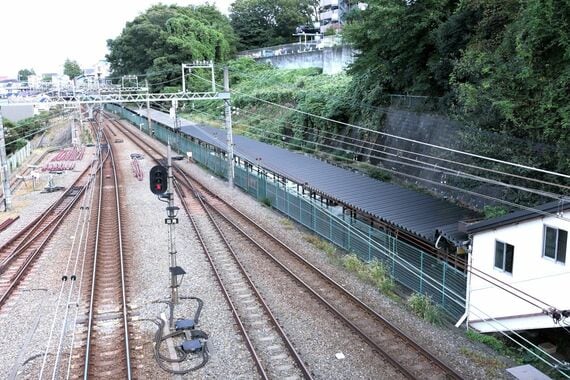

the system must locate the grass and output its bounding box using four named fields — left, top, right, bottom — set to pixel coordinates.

left=280, top=218, right=294, bottom=230
left=407, top=293, right=445, bottom=325
left=466, top=330, right=509, bottom=353
left=303, top=234, right=337, bottom=257
left=460, top=347, right=504, bottom=376
left=464, top=330, right=568, bottom=378
left=341, top=253, right=395, bottom=295
left=302, top=236, right=396, bottom=296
